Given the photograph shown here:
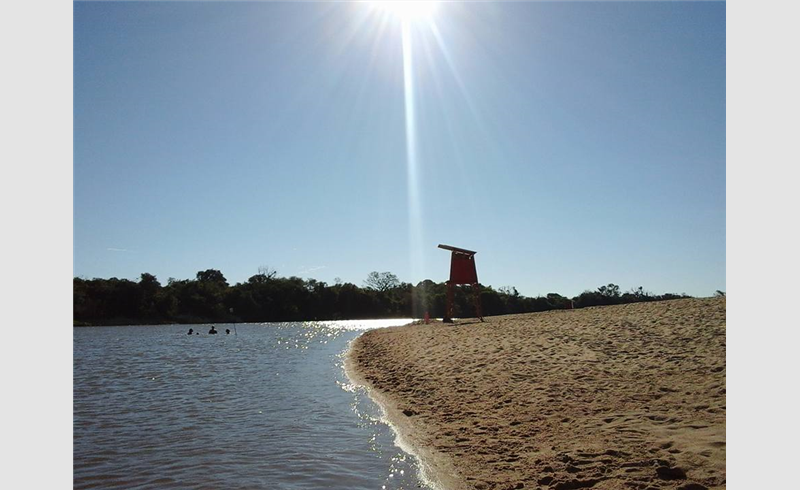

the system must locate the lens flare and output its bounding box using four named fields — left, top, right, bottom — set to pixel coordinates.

left=401, top=21, right=425, bottom=284
left=370, top=1, right=439, bottom=22
left=362, top=0, right=446, bottom=292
